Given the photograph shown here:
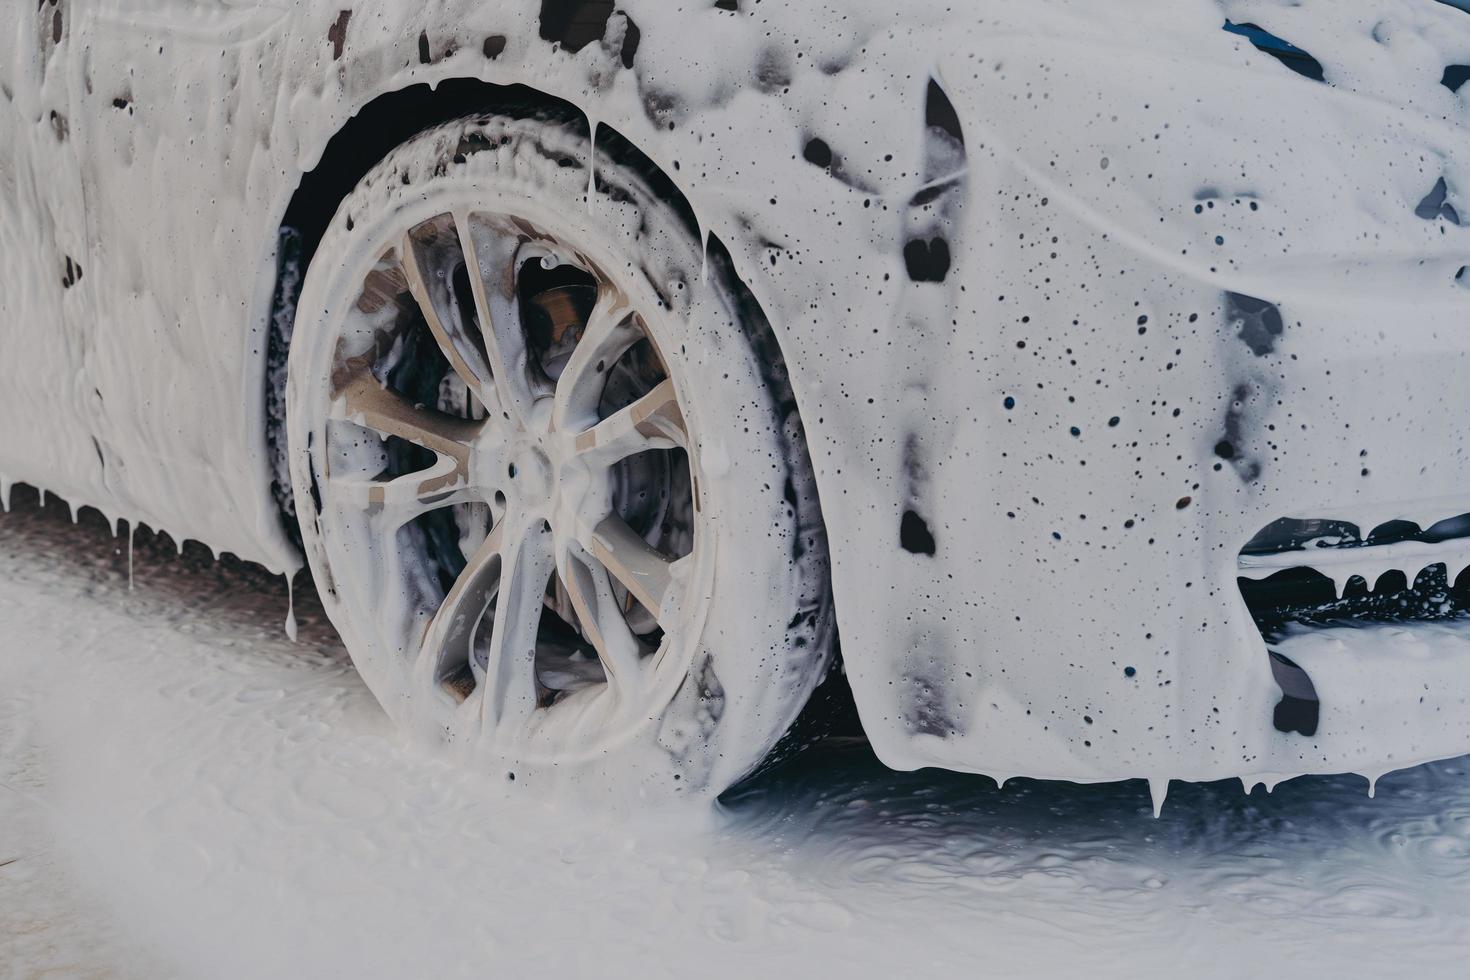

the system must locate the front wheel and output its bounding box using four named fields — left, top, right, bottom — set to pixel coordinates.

left=286, top=113, right=832, bottom=799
